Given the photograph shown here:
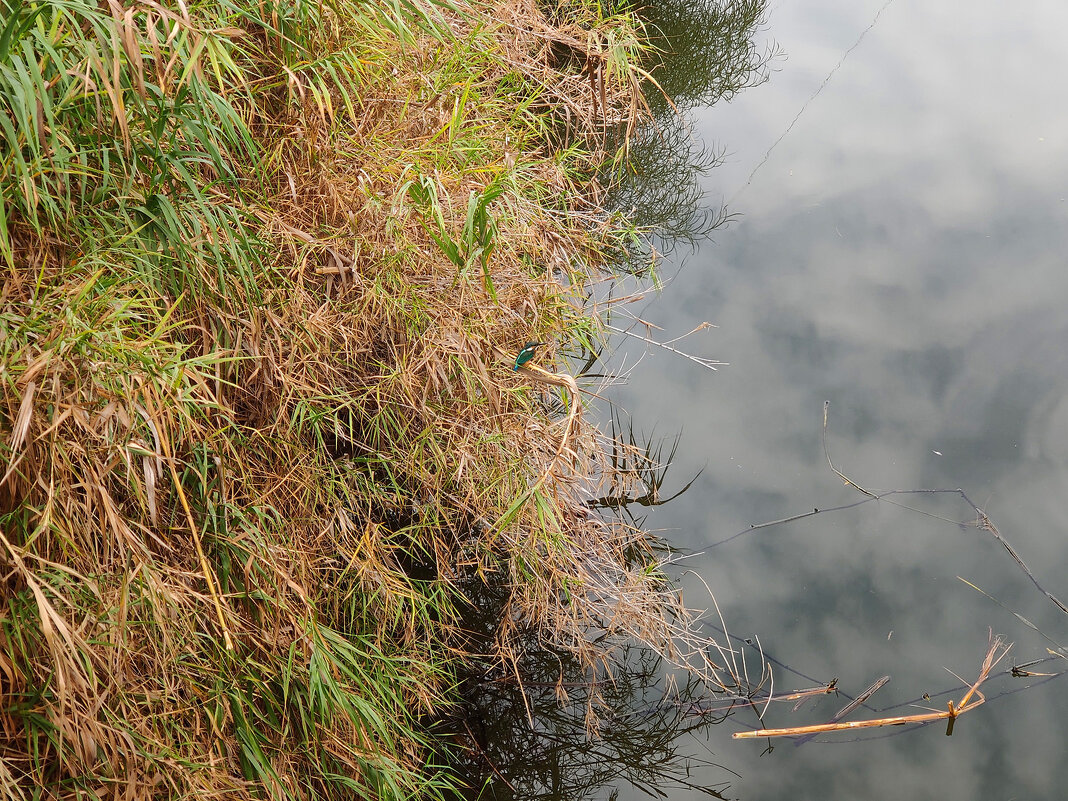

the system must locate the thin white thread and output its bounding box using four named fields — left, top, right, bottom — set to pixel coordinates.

left=727, top=0, right=898, bottom=207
